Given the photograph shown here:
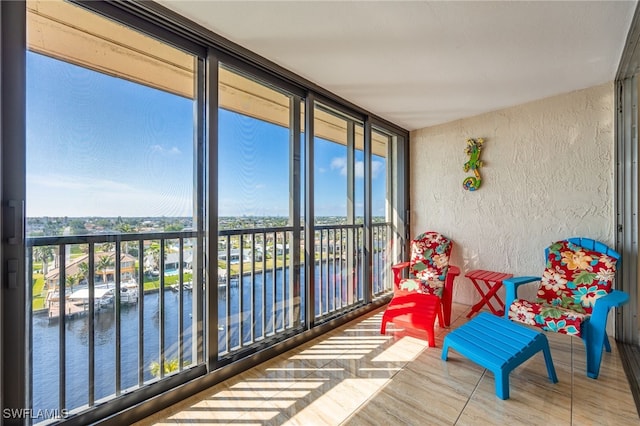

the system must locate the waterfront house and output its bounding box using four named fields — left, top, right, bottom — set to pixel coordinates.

left=163, top=252, right=193, bottom=272
left=44, top=251, right=137, bottom=289
left=2, top=1, right=640, bottom=425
